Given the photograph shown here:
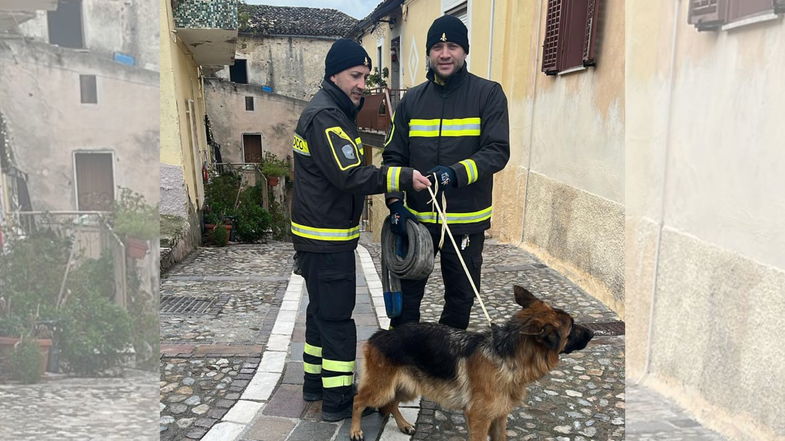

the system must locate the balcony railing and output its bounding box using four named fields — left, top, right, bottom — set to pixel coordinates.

left=173, top=0, right=239, bottom=66
left=357, top=88, right=407, bottom=133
